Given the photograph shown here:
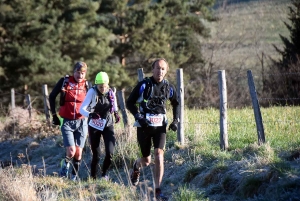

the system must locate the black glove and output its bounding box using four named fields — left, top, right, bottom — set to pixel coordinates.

left=89, top=112, right=100, bottom=119
left=169, top=119, right=179, bottom=132
left=114, top=111, right=121, bottom=124
left=52, top=114, right=60, bottom=126
left=135, top=113, right=151, bottom=128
